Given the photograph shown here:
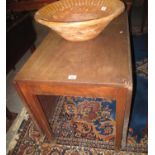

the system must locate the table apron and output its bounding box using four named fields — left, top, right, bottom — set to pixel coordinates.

left=15, top=81, right=129, bottom=99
